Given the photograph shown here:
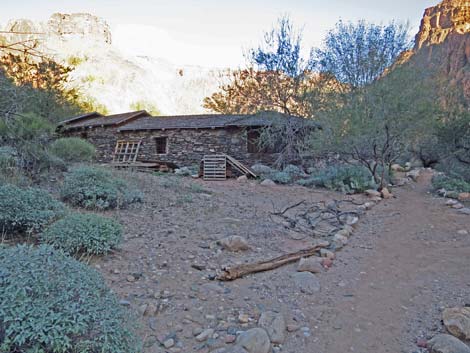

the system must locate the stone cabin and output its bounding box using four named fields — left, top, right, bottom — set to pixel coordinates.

left=57, top=110, right=315, bottom=167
